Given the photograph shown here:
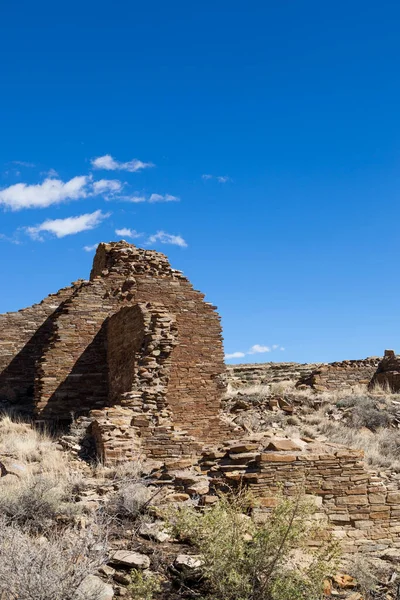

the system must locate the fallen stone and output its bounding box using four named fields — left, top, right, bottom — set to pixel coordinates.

left=109, top=550, right=150, bottom=570
left=165, top=493, right=190, bottom=503
left=265, top=439, right=301, bottom=451
left=174, top=554, right=203, bottom=571
left=76, top=575, right=114, bottom=600
left=138, top=521, right=170, bottom=543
